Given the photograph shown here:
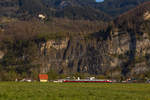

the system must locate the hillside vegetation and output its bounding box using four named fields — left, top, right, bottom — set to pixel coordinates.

left=1, top=0, right=150, bottom=20
left=0, top=17, right=108, bottom=80
left=0, top=0, right=150, bottom=81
